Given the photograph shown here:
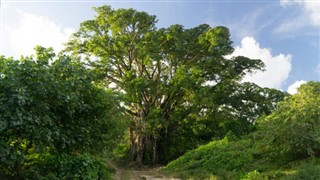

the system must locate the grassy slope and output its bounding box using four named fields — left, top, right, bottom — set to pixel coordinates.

left=163, top=135, right=320, bottom=179
left=163, top=82, right=320, bottom=179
